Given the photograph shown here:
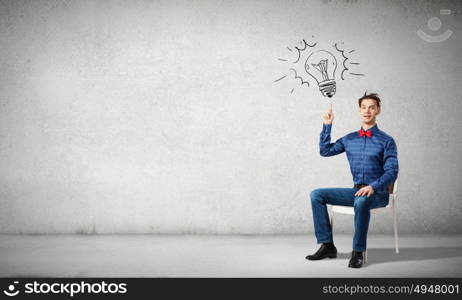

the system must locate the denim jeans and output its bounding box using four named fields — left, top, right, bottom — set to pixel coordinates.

left=310, top=188, right=389, bottom=252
